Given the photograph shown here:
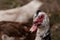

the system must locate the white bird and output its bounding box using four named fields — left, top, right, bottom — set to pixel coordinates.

left=0, top=0, right=43, bottom=23
left=0, top=0, right=43, bottom=40
left=30, top=10, right=51, bottom=40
